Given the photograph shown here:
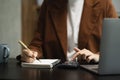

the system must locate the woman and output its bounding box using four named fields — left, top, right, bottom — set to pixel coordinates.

left=19, top=0, right=118, bottom=63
